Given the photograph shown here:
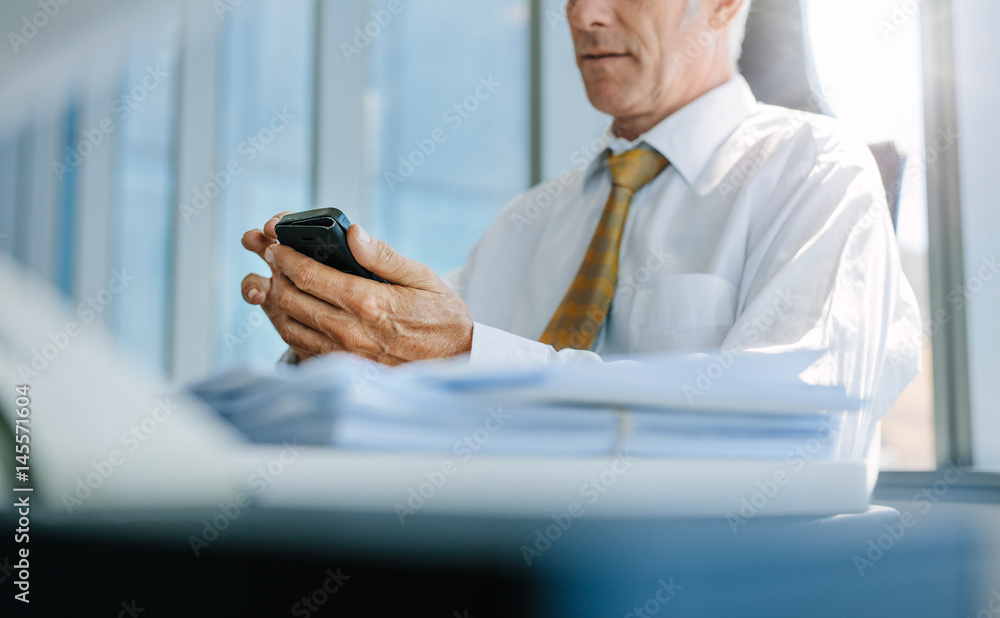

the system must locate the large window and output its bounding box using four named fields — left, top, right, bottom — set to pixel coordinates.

left=366, top=0, right=531, bottom=275
left=0, top=136, right=20, bottom=261
left=55, top=101, right=80, bottom=296
left=0, top=0, right=995, bottom=474
left=110, top=34, right=179, bottom=373
left=807, top=0, right=935, bottom=470
left=212, top=0, right=316, bottom=369
left=952, top=0, right=1000, bottom=469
